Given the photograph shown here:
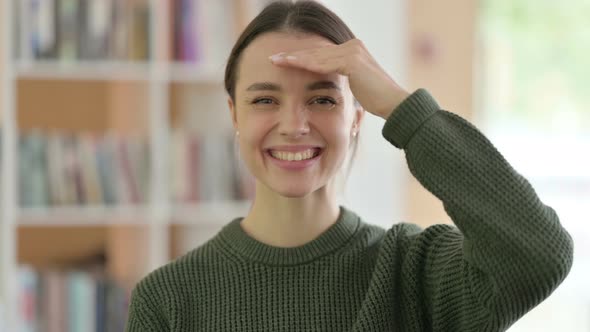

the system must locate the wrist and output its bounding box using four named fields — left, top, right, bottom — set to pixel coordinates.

left=378, top=89, right=411, bottom=120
